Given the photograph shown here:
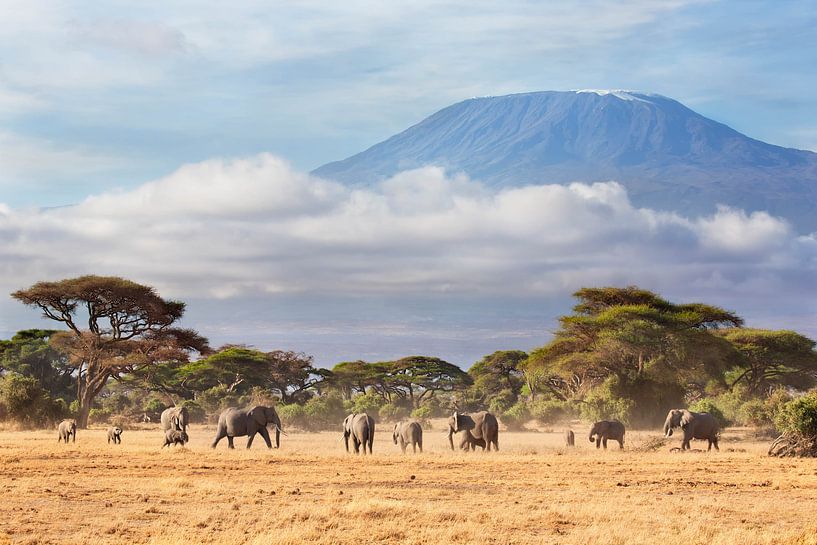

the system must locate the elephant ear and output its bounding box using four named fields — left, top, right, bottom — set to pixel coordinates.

left=452, top=411, right=459, bottom=432
left=248, top=406, right=267, bottom=426
left=680, top=411, right=693, bottom=428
